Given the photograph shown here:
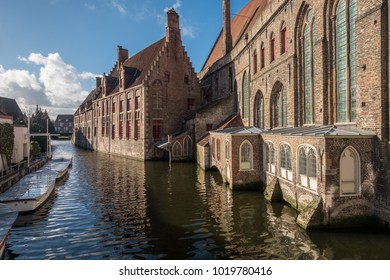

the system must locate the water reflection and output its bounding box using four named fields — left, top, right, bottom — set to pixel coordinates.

left=6, top=141, right=390, bottom=260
